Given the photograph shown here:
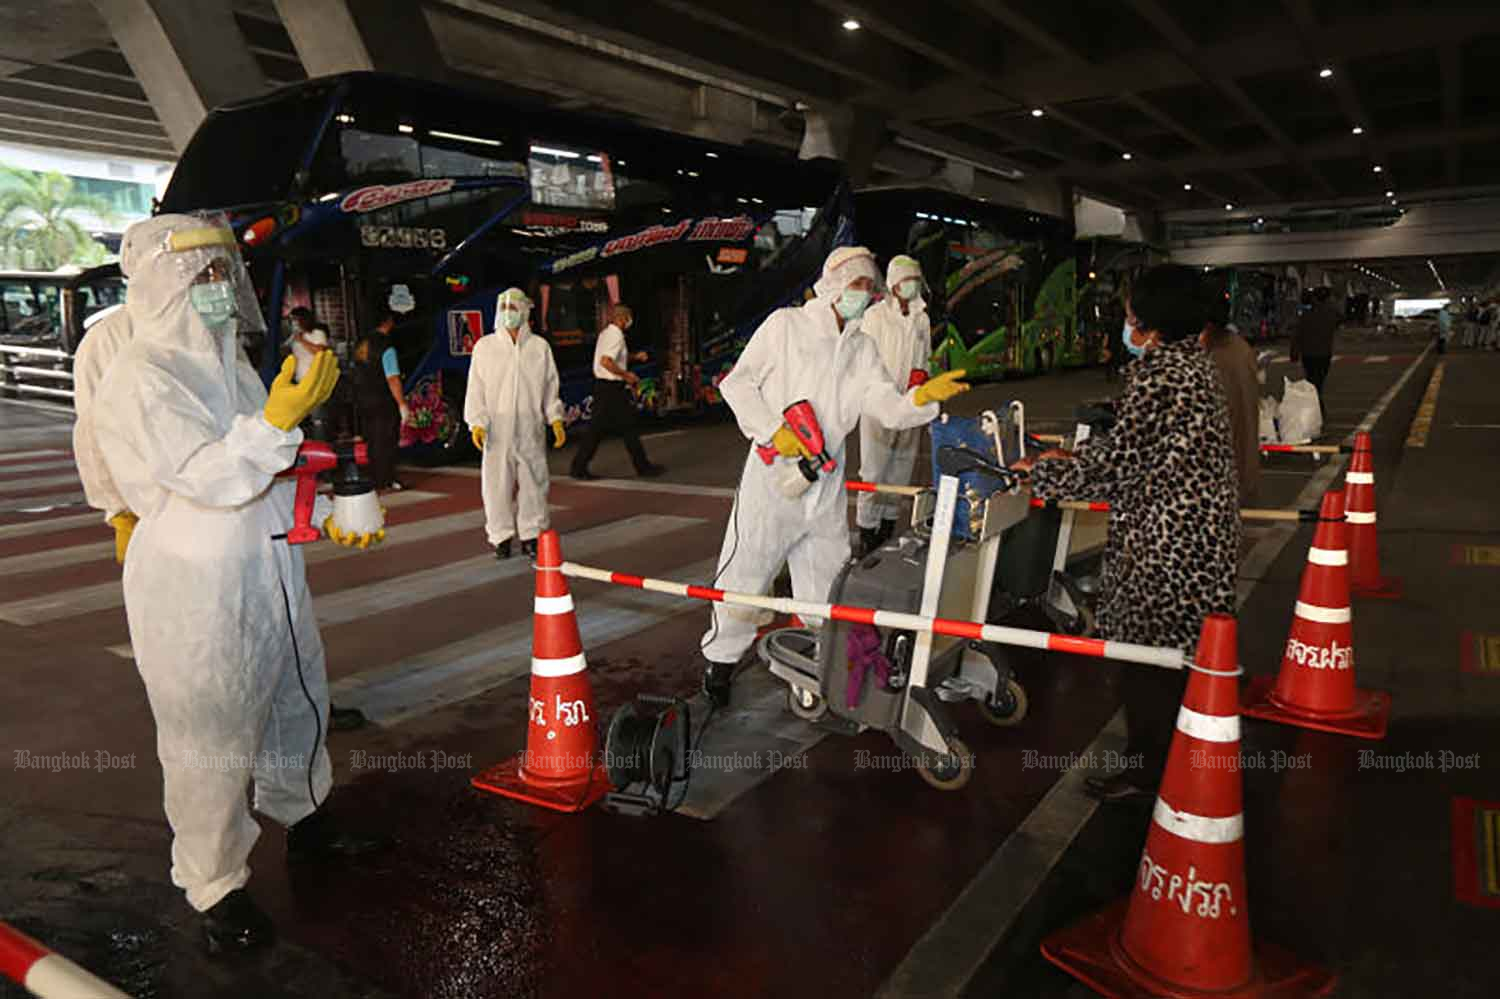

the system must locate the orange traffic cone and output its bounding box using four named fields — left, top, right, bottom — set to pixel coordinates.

left=1041, top=614, right=1336, bottom=999
left=472, top=529, right=610, bottom=812
left=1344, top=432, right=1402, bottom=599
left=1242, top=489, right=1391, bottom=740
